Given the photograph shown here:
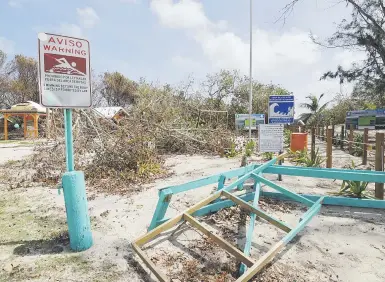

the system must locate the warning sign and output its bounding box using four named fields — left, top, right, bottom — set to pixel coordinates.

left=38, top=33, right=91, bottom=108
left=258, top=124, right=284, bottom=153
